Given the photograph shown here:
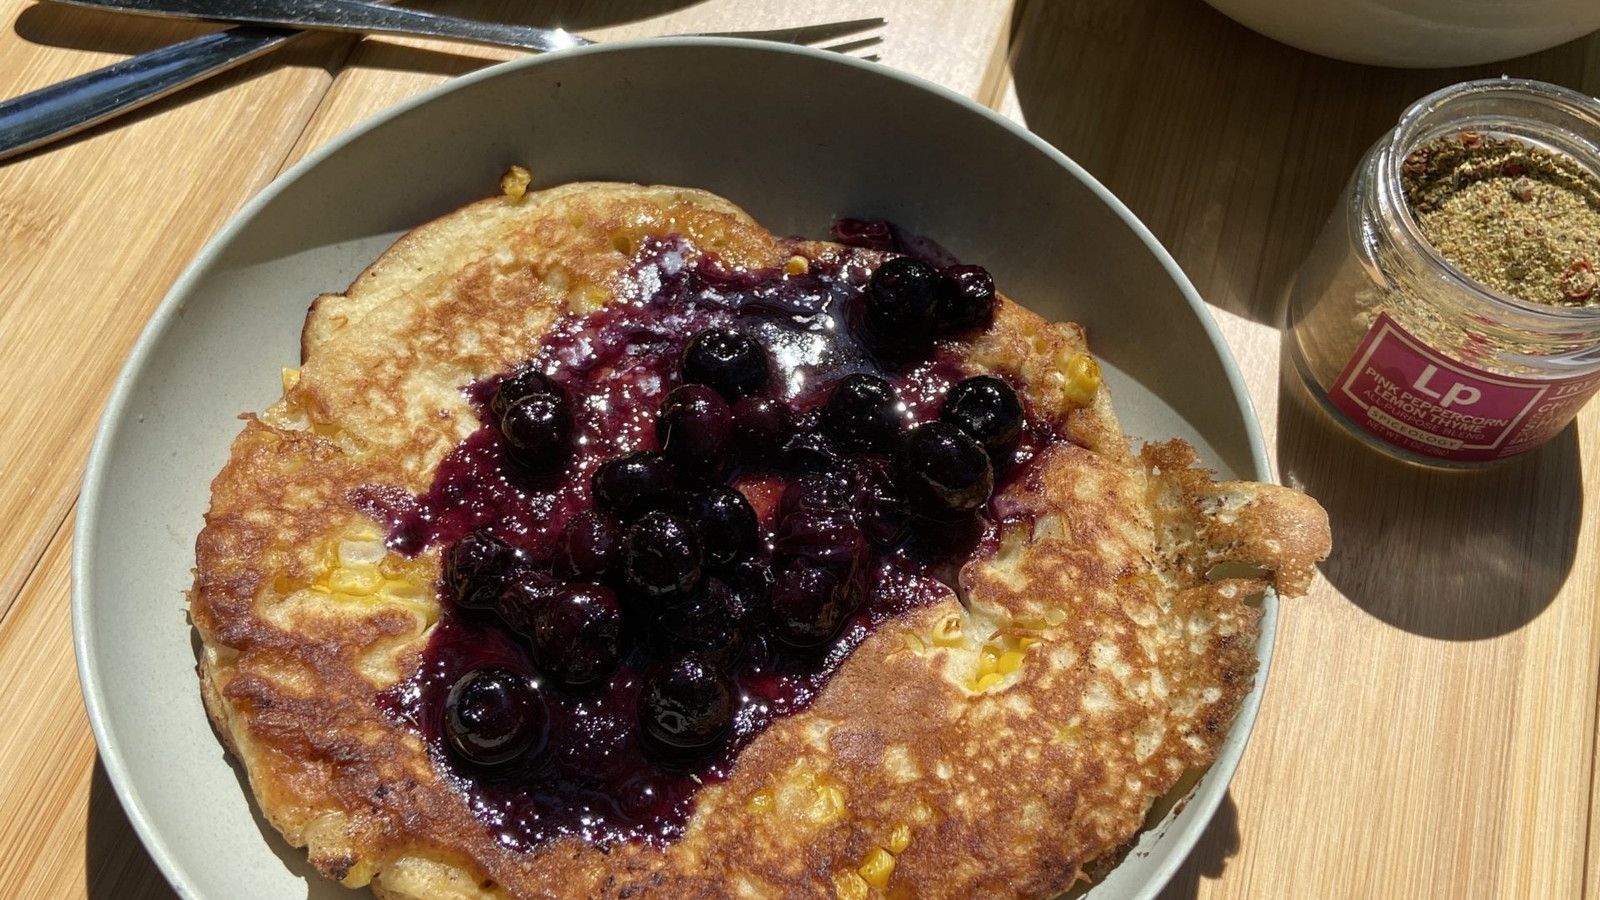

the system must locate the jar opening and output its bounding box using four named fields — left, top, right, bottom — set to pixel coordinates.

left=1376, top=78, right=1600, bottom=322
